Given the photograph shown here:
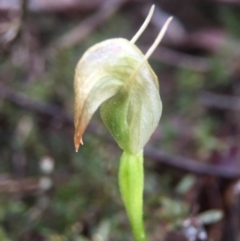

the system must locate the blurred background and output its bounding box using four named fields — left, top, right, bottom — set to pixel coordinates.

left=0, top=0, right=240, bottom=240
